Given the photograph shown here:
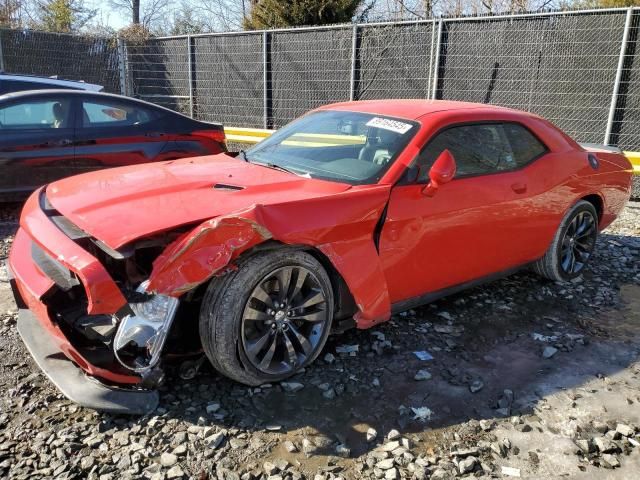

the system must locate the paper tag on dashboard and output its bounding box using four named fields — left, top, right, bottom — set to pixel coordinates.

left=366, top=117, right=413, bottom=134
